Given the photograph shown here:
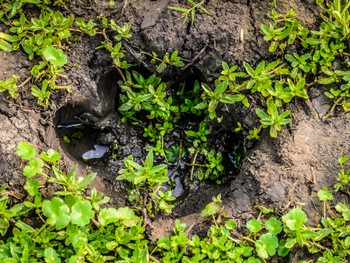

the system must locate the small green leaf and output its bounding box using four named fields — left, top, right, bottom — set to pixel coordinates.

left=40, top=149, right=61, bottom=164
left=70, top=200, right=94, bottom=227
left=23, top=158, right=43, bottom=177
left=246, top=219, right=263, bottom=233
left=42, top=197, right=70, bottom=229
left=44, top=247, right=61, bottom=263
left=17, top=142, right=36, bottom=160
left=42, top=46, right=67, bottom=67
left=0, top=39, right=13, bottom=52
left=156, top=62, right=167, bottom=73
left=256, top=233, right=279, bottom=259
left=24, top=178, right=39, bottom=197
left=200, top=202, right=221, bottom=217
left=114, top=207, right=140, bottom=227
left=317, top=188, right=334, bottom=201
left=77, top=173, right=96, bottom=191
left=339, top=155, right=349, bottom=165
left=98, top=207, right=119, bottom=226
left=225, top=220, right=237, bottom=230
left=265, top=217, right=282, bottom=235
left=282, top=208, right=307, bottom=231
